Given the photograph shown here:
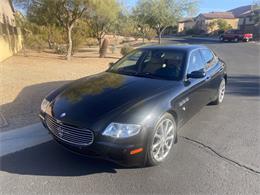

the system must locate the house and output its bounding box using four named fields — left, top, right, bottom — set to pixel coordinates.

left=194, top=12, right=239, bottom=33
left=177, top=18, right=195, bottom=34
left=0, top=0, right=23, bottom=62
left=229, top=5, right=260, bottom=40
